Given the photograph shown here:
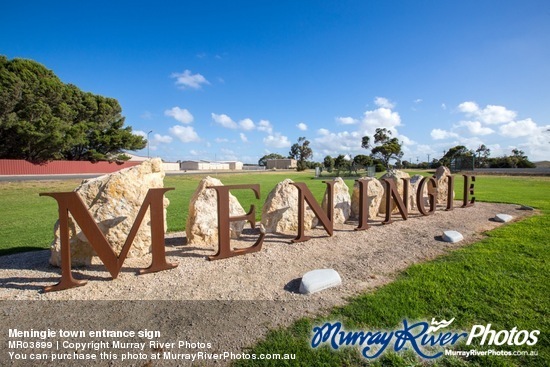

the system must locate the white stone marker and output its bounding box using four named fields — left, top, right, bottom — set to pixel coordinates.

left=442, top=230, right=464, bottom=243
left=299, top=269, right=342, bottom=294
left=494, top=214, right=513, bottom=223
